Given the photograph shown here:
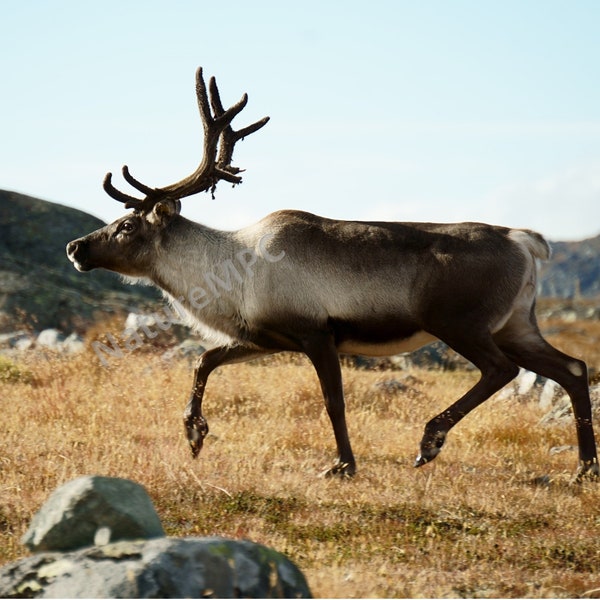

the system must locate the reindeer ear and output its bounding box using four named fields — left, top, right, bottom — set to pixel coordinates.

left=148, top=200, right=180, bottom=225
